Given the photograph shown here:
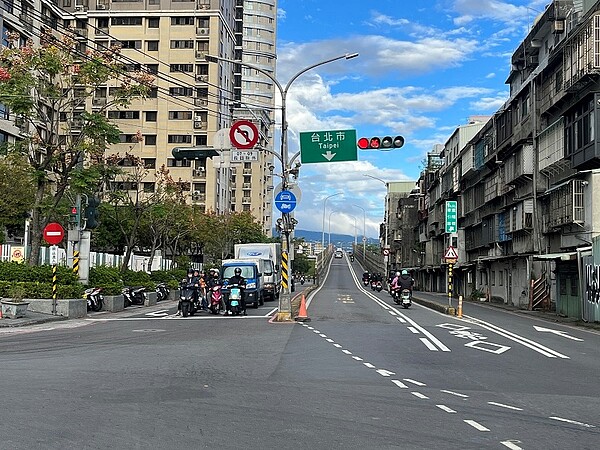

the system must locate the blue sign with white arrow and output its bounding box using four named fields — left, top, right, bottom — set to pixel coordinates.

left=274, top=190, right=297, bottom=213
